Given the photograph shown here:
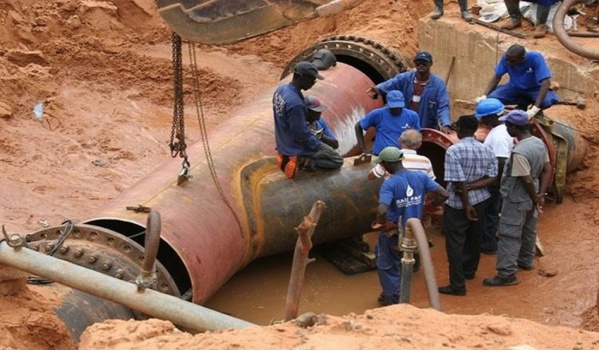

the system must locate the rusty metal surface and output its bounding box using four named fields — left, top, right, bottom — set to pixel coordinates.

left=0, top=241, right=255, bottom=332
left=93, top=63, right=380, bottom=304
left=241, top=158, right=381, bottom=259
left=156, top=0, right=364, bottom=44
left=26, top=224, right=180, bottom=297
